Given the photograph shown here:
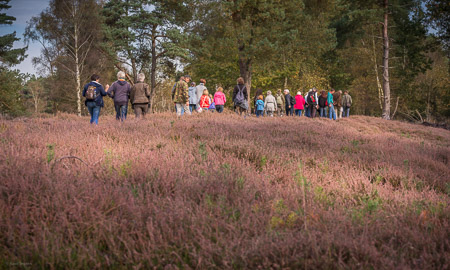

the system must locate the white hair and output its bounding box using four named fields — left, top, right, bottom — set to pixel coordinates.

left=137, top=73, right=145, bottom=82
left=117, top=71, right=126, bottom=79
left=267, top=90, right=272, bottom=95
left=284, top=89, right=289, bottom=93
left=297, top=91, right=302, bottom=96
